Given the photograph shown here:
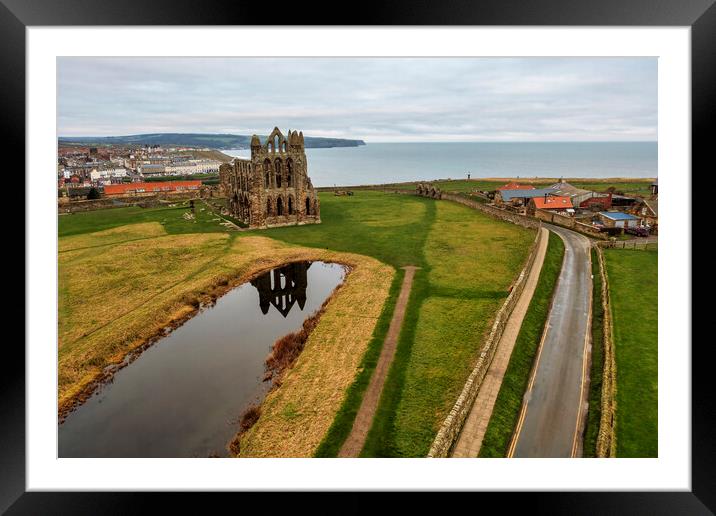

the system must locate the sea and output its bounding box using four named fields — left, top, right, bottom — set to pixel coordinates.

left=223, top=142, right=657, bottom=188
